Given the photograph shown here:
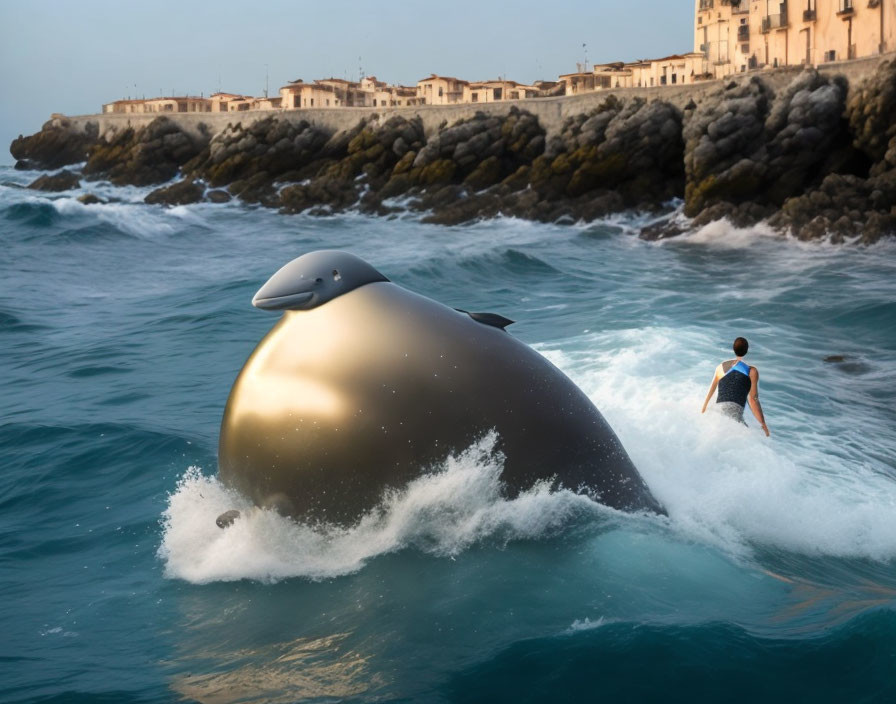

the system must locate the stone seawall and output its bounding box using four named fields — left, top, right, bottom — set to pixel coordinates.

left=10, top=54, right=896, bottom=243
